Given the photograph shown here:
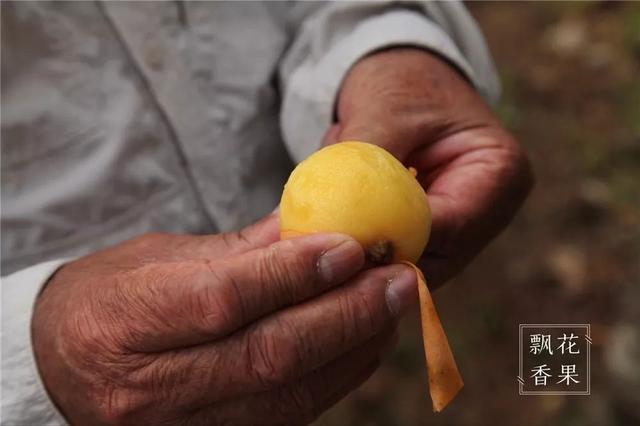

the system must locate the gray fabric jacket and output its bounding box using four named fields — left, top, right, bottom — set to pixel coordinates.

left=1, top=1, right=498, bottom=423
left=1, top=0, right=498, bottom=274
